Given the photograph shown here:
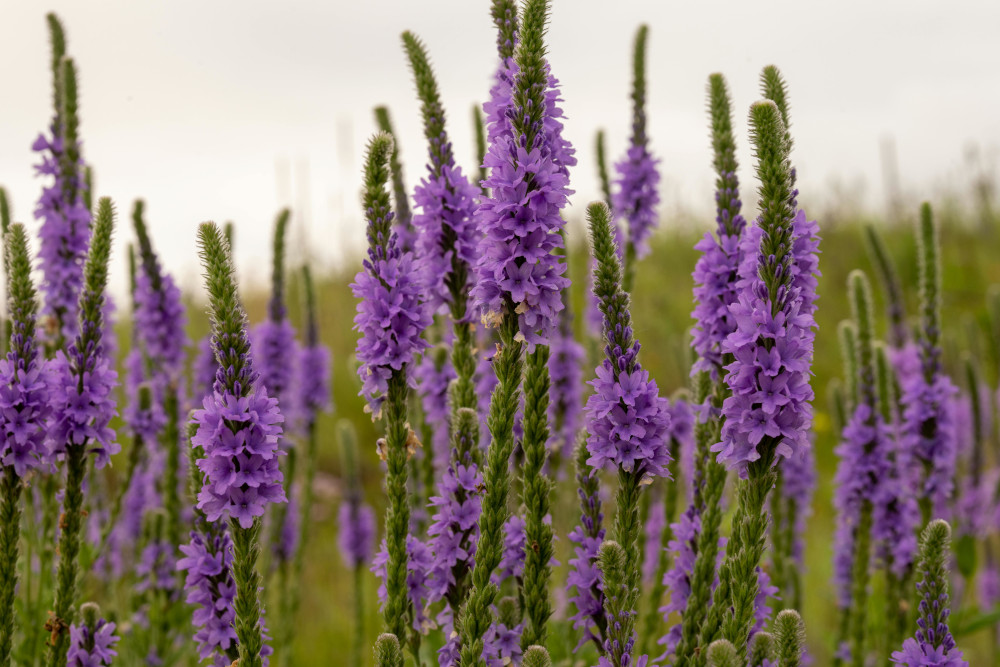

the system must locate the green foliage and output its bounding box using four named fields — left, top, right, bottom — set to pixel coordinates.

left=401, top=32, right=452, bottom=172
left=707, top=73, right=740, bottom=235
left=629, top=24, right=650, bottom=146
left=838, top=321, right=859, bottom=409
left=595, top=130, right=612, bottom=209
left=269, top=208, right=291, bottom=321
left=491, top=0, right=519, bottom=61
left=705, top=639, right=740, bottom=667
left=373, top=633, right=403, bottom=667
left=521, top=645, right=552, bottom=667
left=748, top=631, right=775, bottom=667
left=774, top=609, right=806, bottom=667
